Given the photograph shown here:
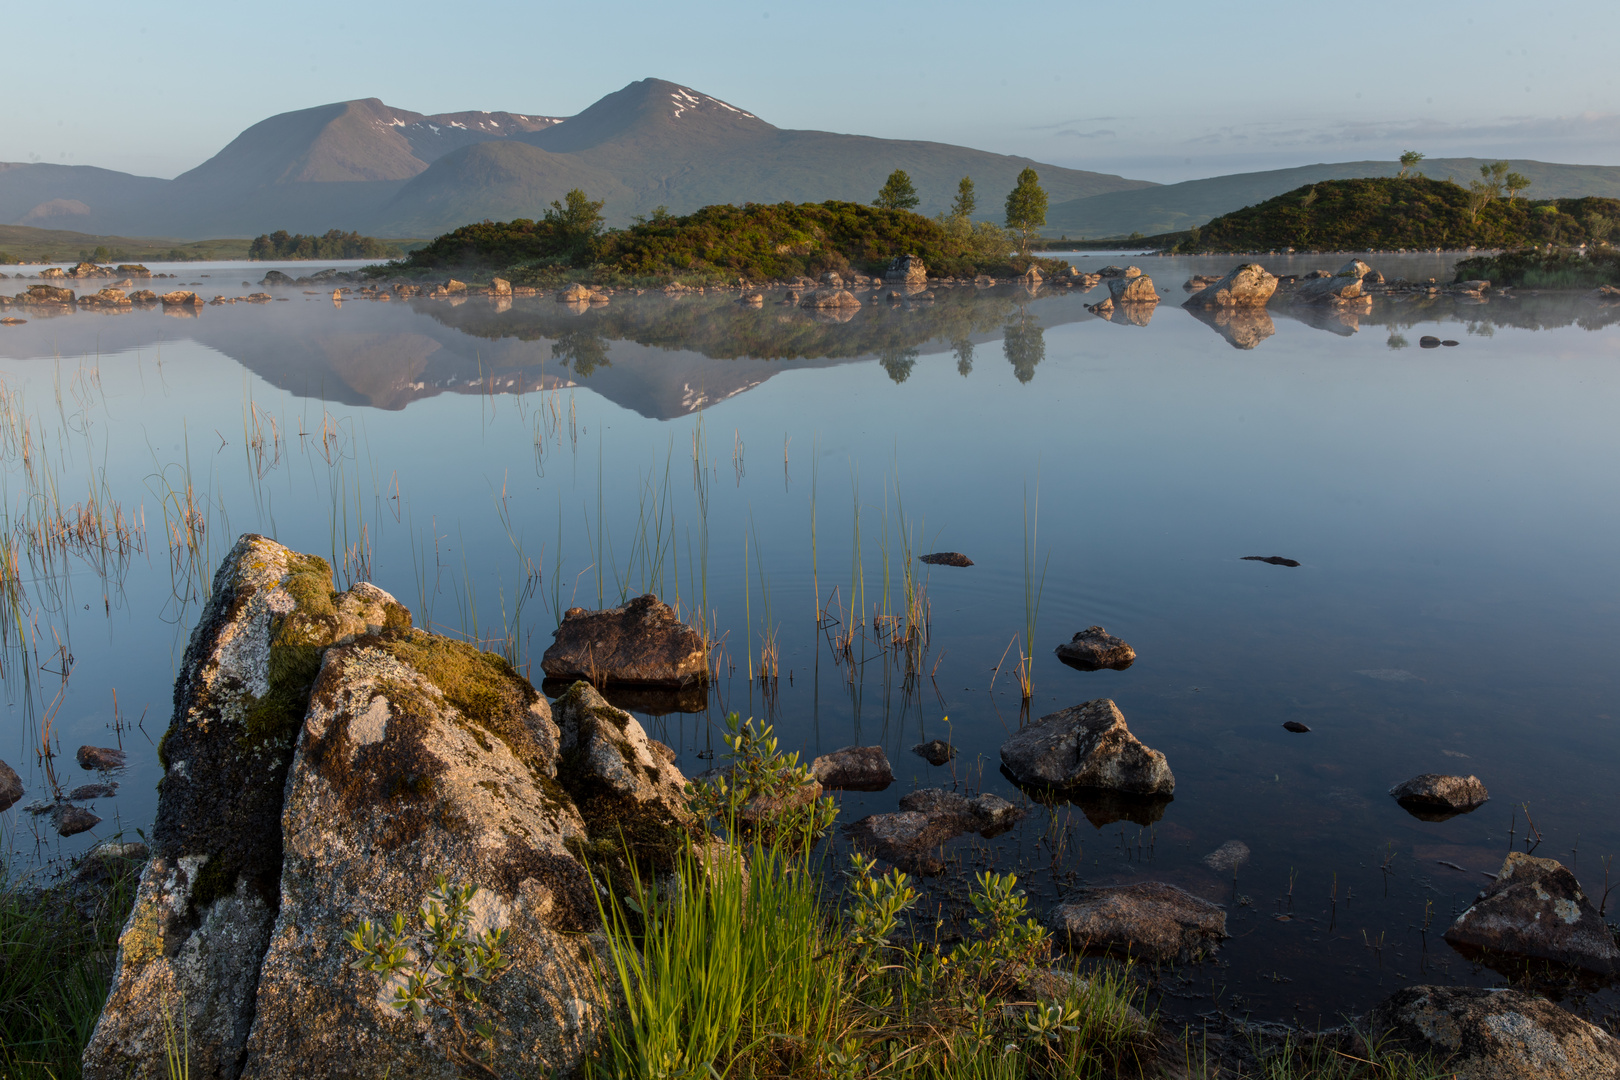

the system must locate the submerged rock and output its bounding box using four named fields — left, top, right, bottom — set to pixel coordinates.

left=1201, top=840, right=1251, bottom=873
left=56, top=804, right=101, bottom=836
left=76, top=745, right=126, bottom=770
left=912, top=739, right=956, bottom=766
left=999, top=699, right=1173, bottom=796
left=1370, top=985, right=1620, bottom=1080
left=918, top=551, right=973, bottom=567
left=846, top=788, right=1021, bottom=875
left=809, top=746, right=895, bottom=791
left=1183, top=263, right=1277, bottom=308
left=1049, top=882, right=1226, bottom=963
left=1242, top=555, right=1300, bottom=567
left=1443, top=852, right=1620, bottom=974
left=1054, top=626, right=1135, bottom=671
left=1388, top=773, right=1489, bottom=818
left=541, top=594, right=709, bottom=689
